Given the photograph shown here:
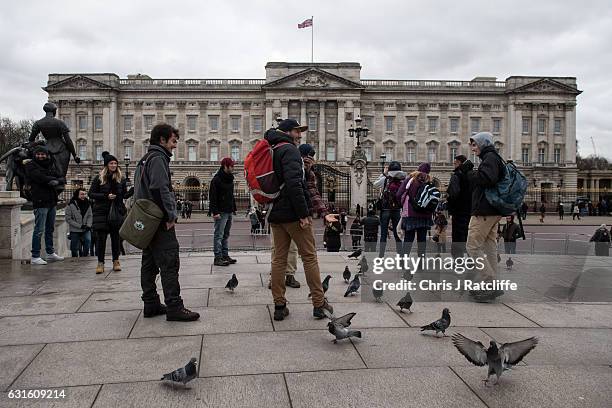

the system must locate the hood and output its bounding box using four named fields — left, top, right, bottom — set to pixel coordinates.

left=388, top=170, right=406, bottom=180
left=470, top=132, right=494, bottom=150
left=216, top=167, right=235, bottom=182
left=264, top=128, right=294, bottom=146
left=148, top=144, right=172, bottom=158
